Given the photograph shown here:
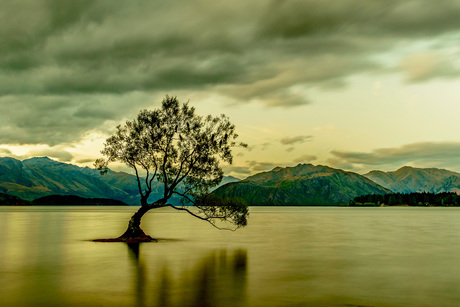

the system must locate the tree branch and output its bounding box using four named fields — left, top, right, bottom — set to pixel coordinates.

left=130, top=161, right=145, bottom=199
left=170, top=146, right=197, bottom=188
left=149, top=167, right=158, bottom=190
left=167, top=204, right=239, bottom=231
left=167, top=153, right=200, bottom=199
left=172, top=190, right=195, bottom=205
